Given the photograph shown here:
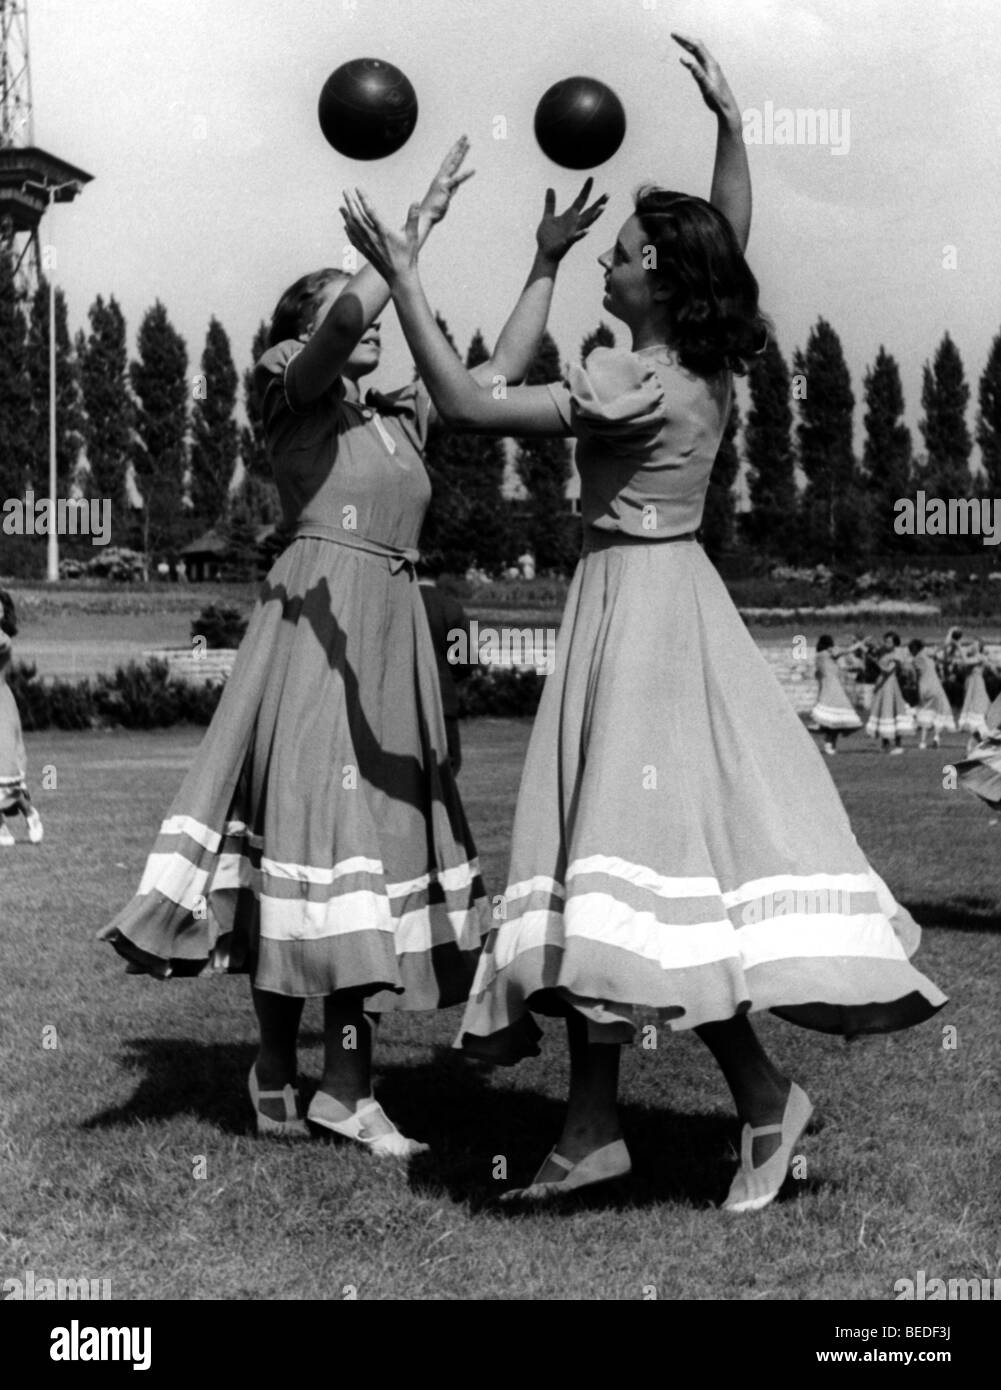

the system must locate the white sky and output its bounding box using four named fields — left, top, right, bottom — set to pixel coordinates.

left=31, top=0, right=1001, bottom=464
